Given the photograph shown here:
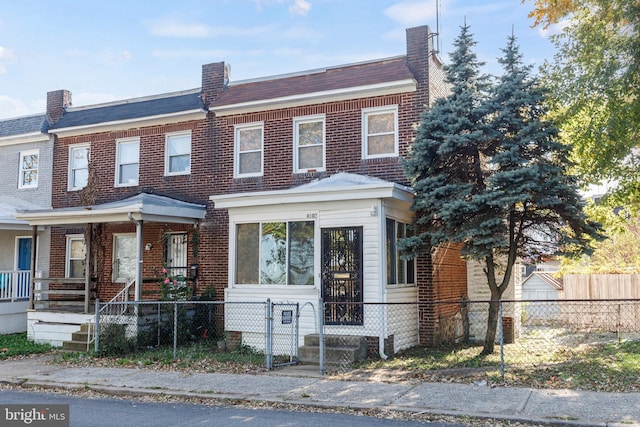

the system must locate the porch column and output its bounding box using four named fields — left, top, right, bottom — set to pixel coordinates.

left=85, top=223, right=92, bottom=313
left=135, top=220, right=143, bottom=301
left=29, top=225, right=37, bottom=310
